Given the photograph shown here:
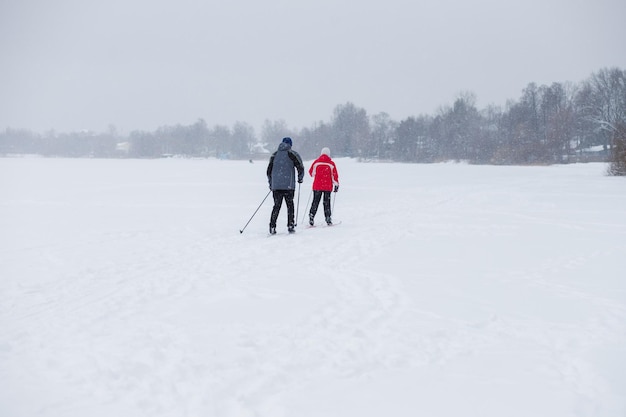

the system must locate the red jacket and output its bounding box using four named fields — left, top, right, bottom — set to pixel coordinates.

left=309, top=154, right=339, bottom=191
